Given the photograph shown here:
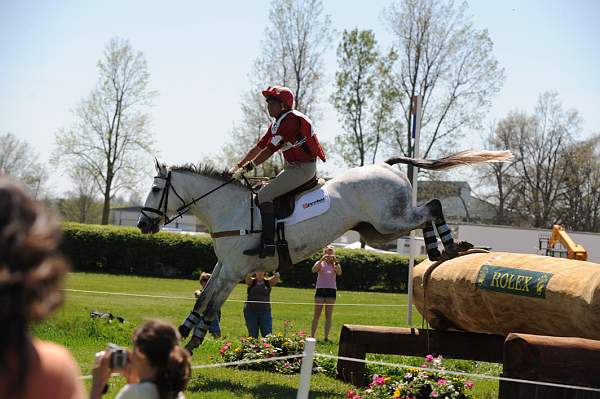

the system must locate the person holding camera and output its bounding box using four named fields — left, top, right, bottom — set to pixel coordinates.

left=194, top=272, right=221, bottom=338
left=90, top=319, right=191, bottom=399
left=310, top=245, right=342, bottom=342
left=243, top=271, right=280, bottom=338
left=0, top=177, right=85, bottom=399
